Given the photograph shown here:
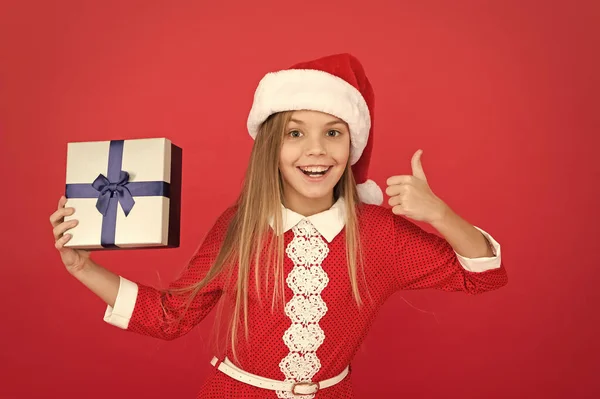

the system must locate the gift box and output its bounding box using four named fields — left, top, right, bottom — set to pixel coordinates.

left=63, top=138, right=182, bottom=250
